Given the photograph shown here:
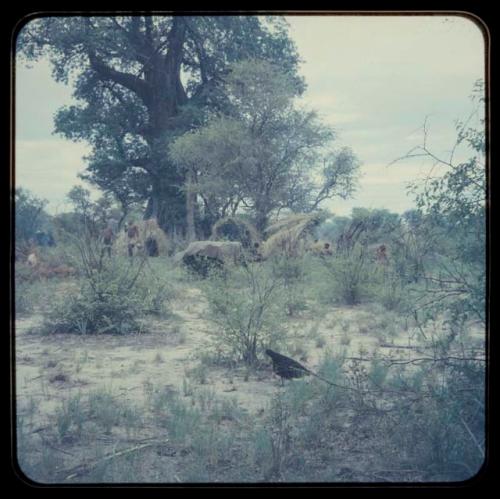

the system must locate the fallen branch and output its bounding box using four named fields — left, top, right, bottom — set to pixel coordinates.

left=384, top=356, right=485, bottom=366
left=62, top=441, right=163, bottom=481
